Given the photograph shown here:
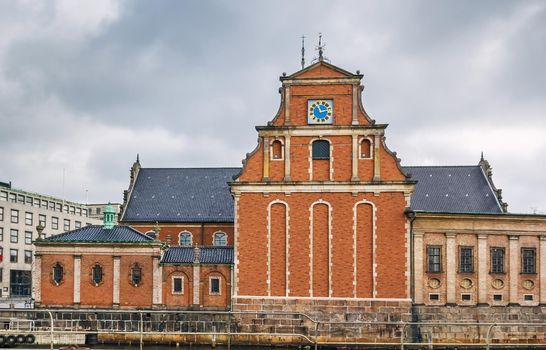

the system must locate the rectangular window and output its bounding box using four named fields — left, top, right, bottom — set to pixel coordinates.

left=24, top=250, right=32, bottom=264
left=524, top=294, right=534, bottom=301
left=10, top=229, right=18, bottom=243
left=63, top=205, right=68, bottom=214
left=0, top=227, right=3, bottom=241
left=493, top=294, right=502, bottom=301
left=24, top=231, right=32, bottom=245
left=63, top=219, right=70, bottom=231
left=9, top=193, right=16, bottom=203
left=39, top=214, right=46, bottom=226
left=83, top=209, right=88, bottom=217
left=25, top=212, right=32, bottom=226
left=459, top=247, right=474, bottom=273
left=172, top=276, right=184, bottom=294
left=522, top=248, right=536, bottom=274
left=0, top=191, right=7, bottom=201
left=461, top=294, right=472, bottom=301
left=10, top=209, right=19, bottom=224
left=209, top=277, right=221, bottom=294
left=75, top=221, right=81, bottom=229
left=491, top=247, right=505, bottom=273
left=25, top=196, right=32, bottom=206
left=17, top=195, right=24, bottom=204
left=49, top=202, right=55, bottom=211
left=41, top=200, right=48, bottom=209
left=51, top=217, right=59, bottom=230
left=33, top=198, right=40, bottom=208
left=76, top=208, right=81, bottom=216
left=55, top=203, right=61, bottom=212
left=69, top=206, right=75, bottom=215
left=0, top=207, right=3, bottom=221
left=427, top=245, right=442, bottom=273
left=429, top=293, right=440, bottom=301
left=10, top=249, right=18, bottom=263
